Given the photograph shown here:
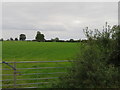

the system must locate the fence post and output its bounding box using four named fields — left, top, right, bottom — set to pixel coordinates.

left=13, top=62, right=16, bottom=88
